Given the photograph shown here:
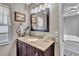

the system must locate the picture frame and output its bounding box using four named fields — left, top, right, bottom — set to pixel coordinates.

left=30, top=8, right=49, bottom=32
left=14, top=11, right=25, bottom=22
